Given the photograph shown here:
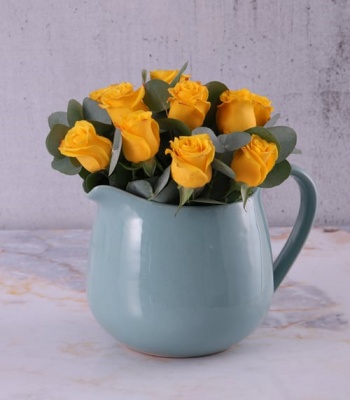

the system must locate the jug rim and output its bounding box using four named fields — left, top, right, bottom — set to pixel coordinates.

left=87, top=184, right=260, bottom=210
